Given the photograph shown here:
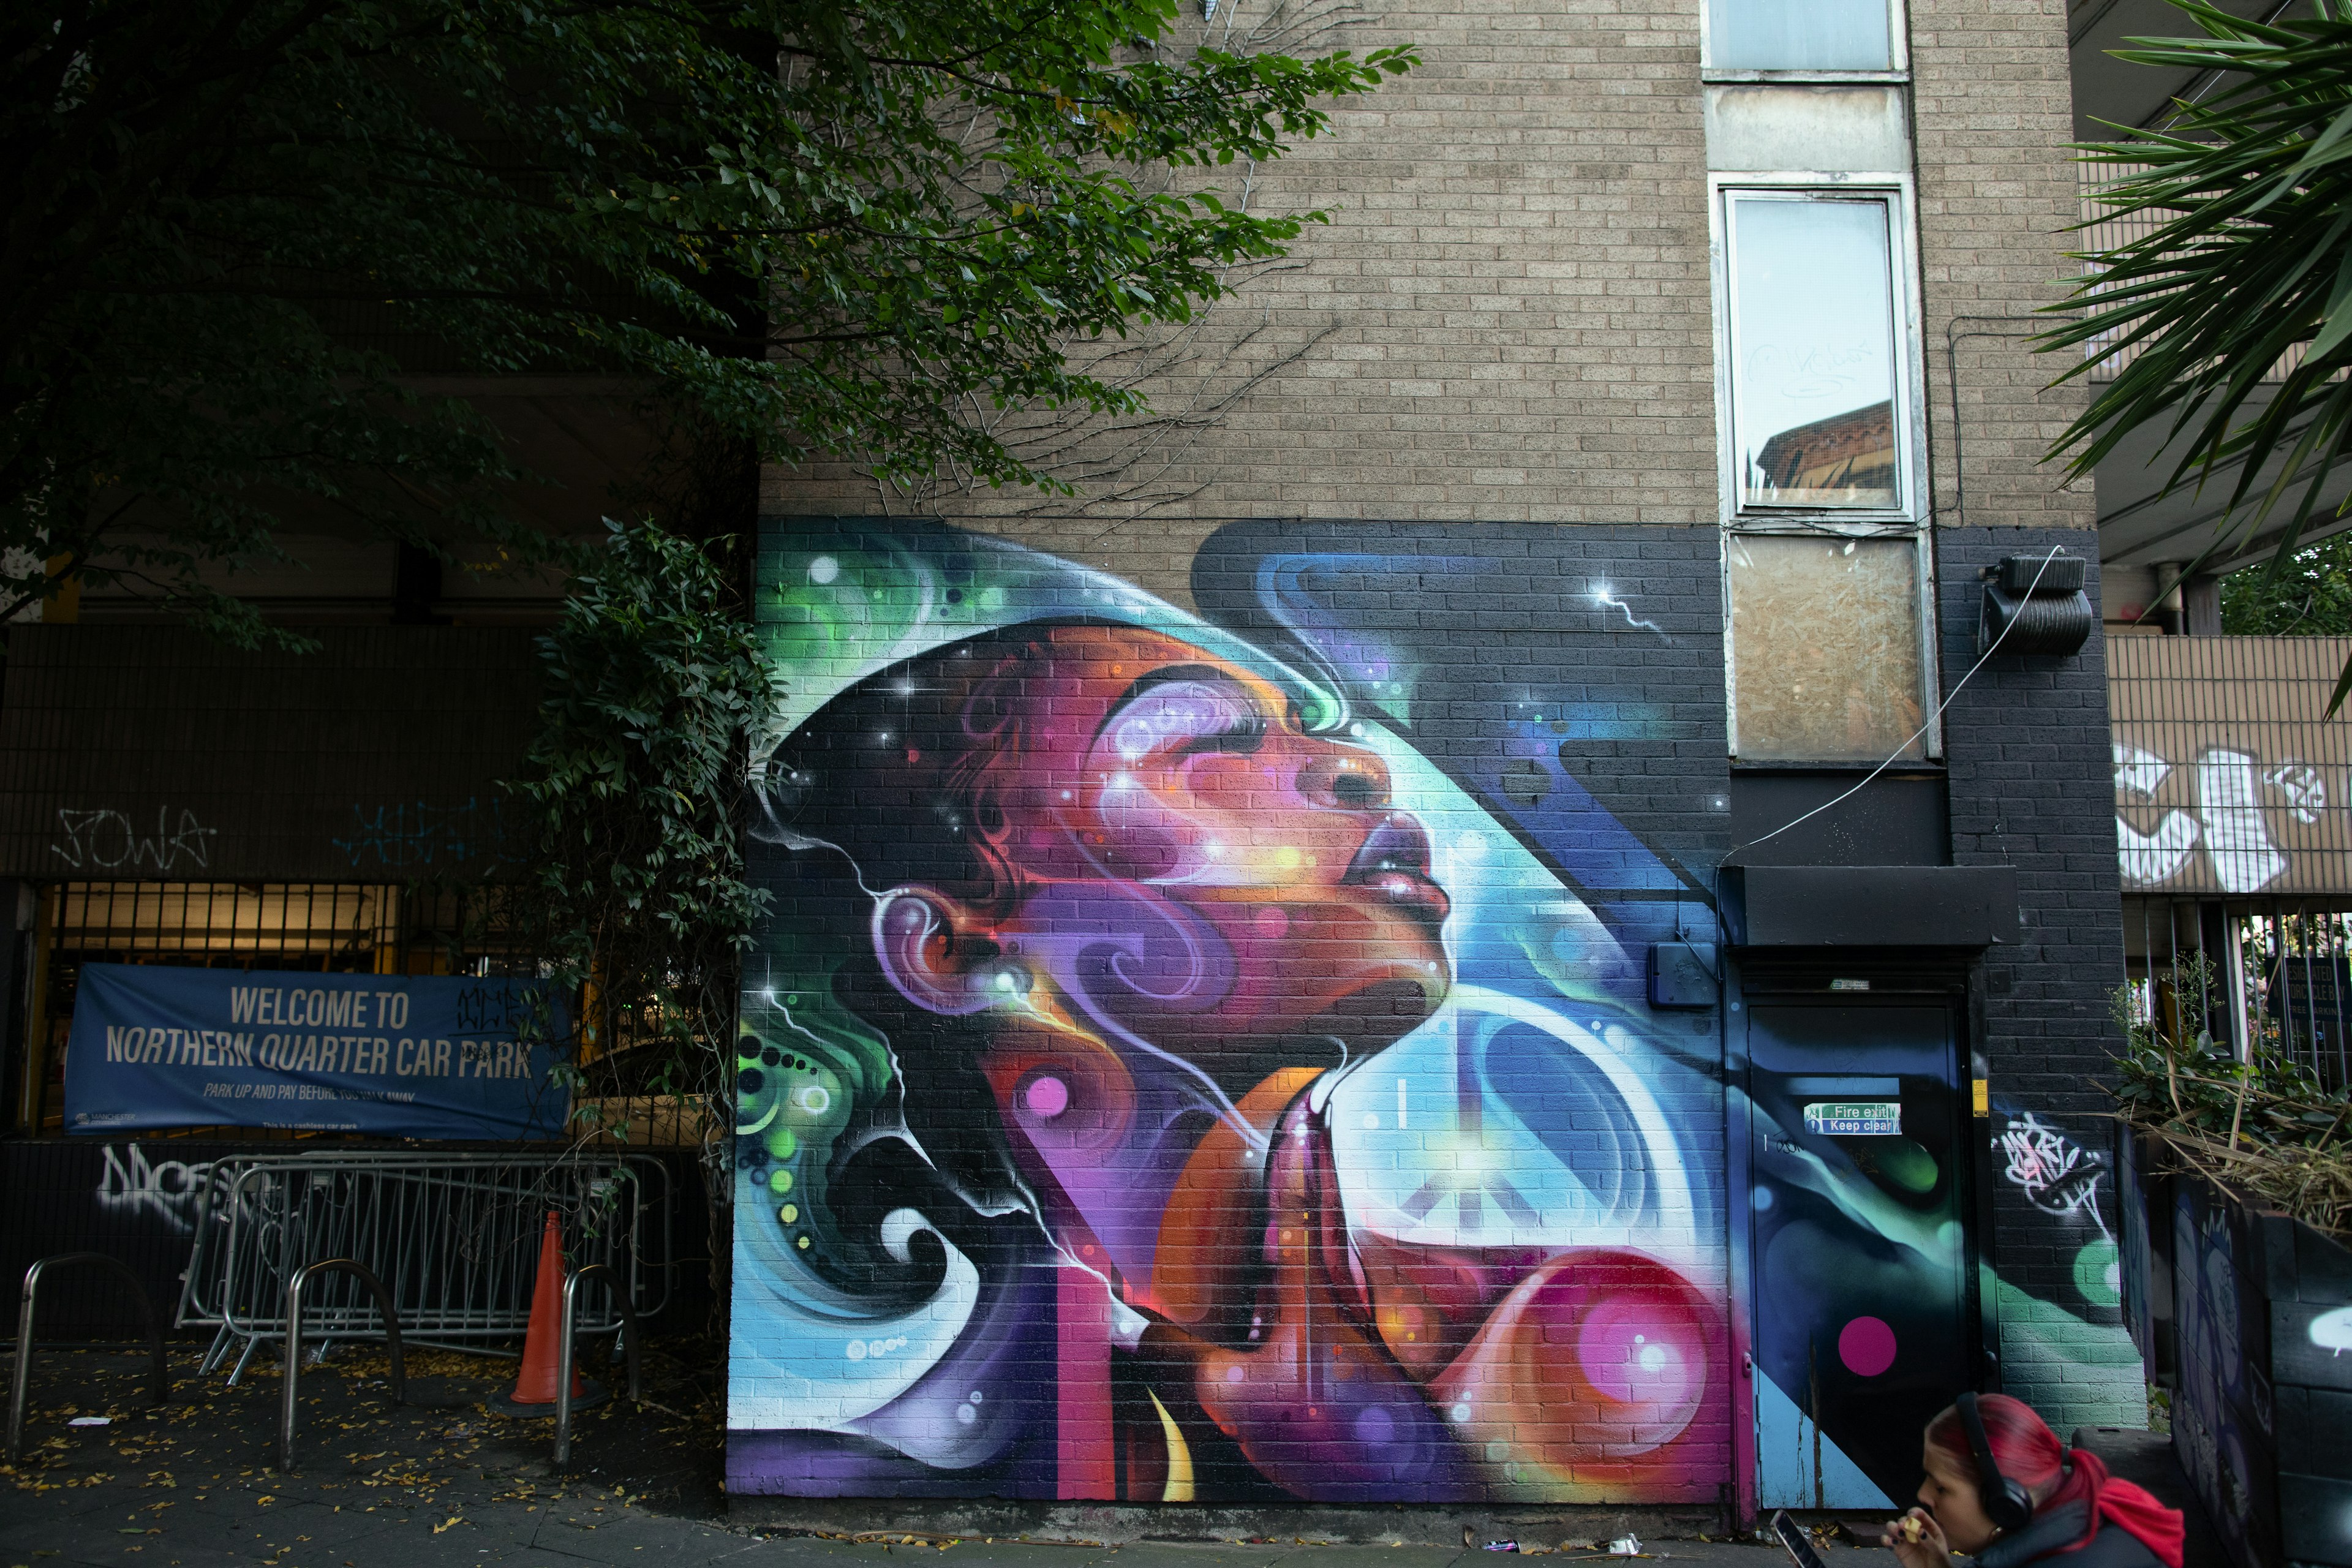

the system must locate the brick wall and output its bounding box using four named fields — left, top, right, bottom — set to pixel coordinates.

left=1911, top=0, right=2097, bottom=535
left=764, top=0, right=1722, bottom=606
left=1936, top=527, right=2139, bottom=1430
left=0, top=626, right=539, bottom=881
left=736, top=0, right=2135, bottom=1505
left=726, top=514, right=2139, bottom=1507
left=728, top=519, right=1741, bottom=1505
left=761, top=0, right=2097, bottom=589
